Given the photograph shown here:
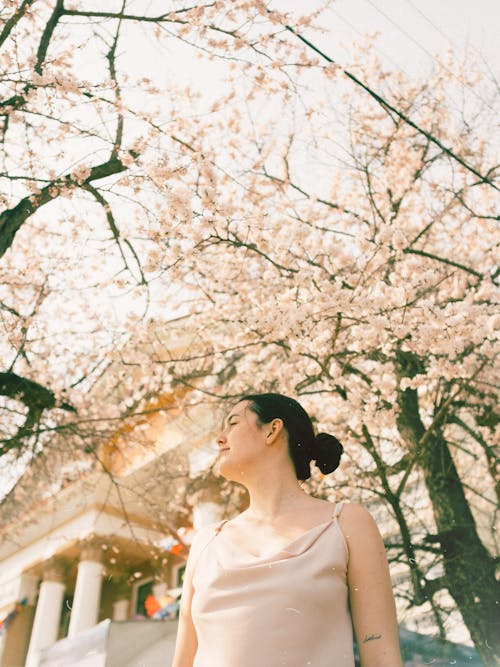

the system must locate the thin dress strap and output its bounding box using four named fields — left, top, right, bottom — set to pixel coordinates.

left=333, top=501, right=345, bottom=519
left=191, top=522, right=227, bottom=575
left=214, top=518, right=229, bottom=535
